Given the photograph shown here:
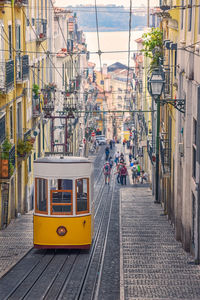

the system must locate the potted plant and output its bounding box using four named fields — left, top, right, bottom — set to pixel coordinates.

left=17, top=139, right=33, bottom=159
left=32, top=84, right=40, bottom=99
left=0, top=139, right=12, bottom=178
